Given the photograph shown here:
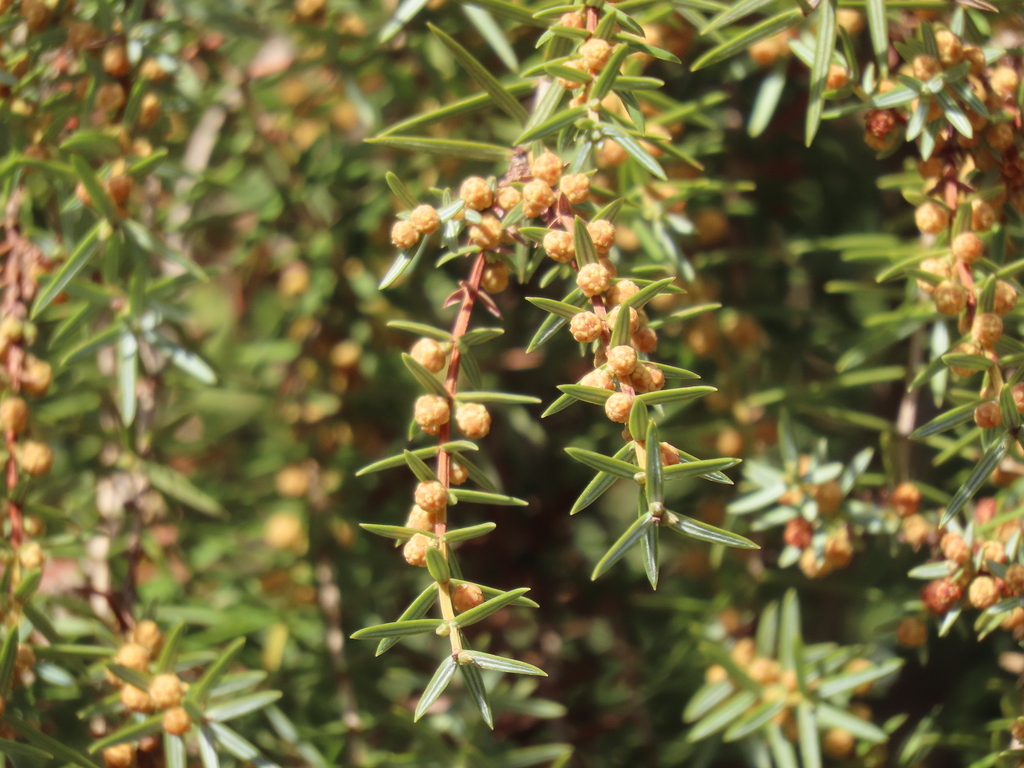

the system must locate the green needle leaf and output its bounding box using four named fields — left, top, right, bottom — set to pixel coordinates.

left=591, top=512, right=656, bottom=580
left=414, top=657, right=458, bottom=721
left=427, top=24, right=528, bottom=124
left=663, top=512, right=758, bottom=549
left=465, top=651, right=547, bottom=676
left=805, top=0, right=837, bottom=145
